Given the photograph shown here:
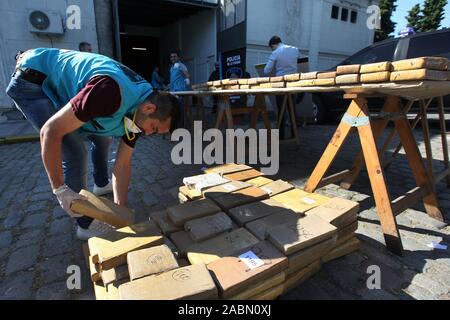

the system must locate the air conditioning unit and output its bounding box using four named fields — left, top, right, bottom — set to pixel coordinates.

left=27, top=9, right=64, bottom=36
